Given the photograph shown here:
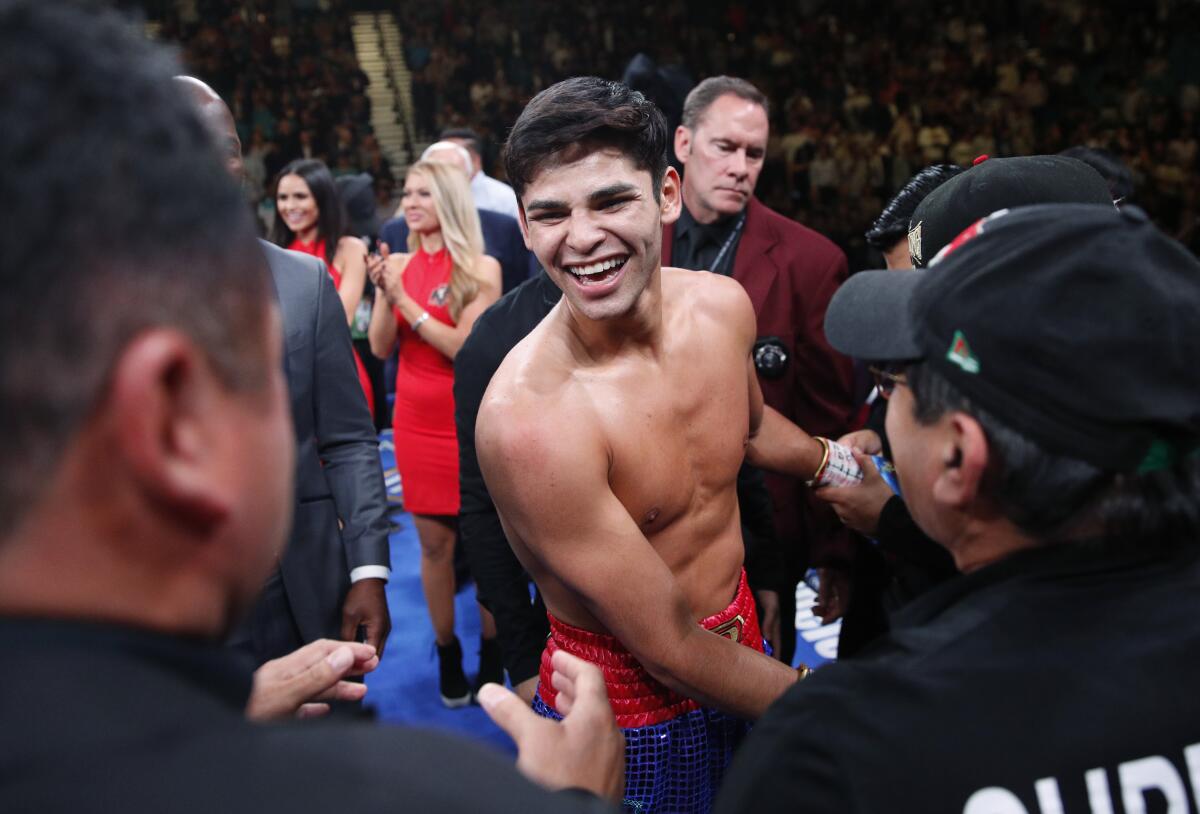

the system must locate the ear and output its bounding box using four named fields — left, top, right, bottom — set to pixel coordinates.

left=109, top=330, right=233, bottom=531
left=674, top=125, right=692, bottom=166
left=931, top=412, right=989, bottom=510
left=660, top=166, right=682, bottom=226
